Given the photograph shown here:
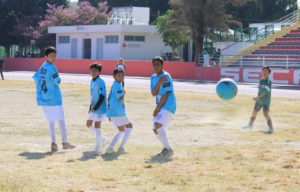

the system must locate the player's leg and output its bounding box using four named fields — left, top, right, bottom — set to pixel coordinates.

left=59, top=119, right=75, bottom=149
left=48, top=121, right=57, bottom=152
left=154, top=123, right=172, bottom=155
left=106, top=122, right=125, bottom=153
left=94, top=121, right=102, bottom=152
left=86, top=119, right=96, bottom=134
left=243, top=103, right=261, bottom=129
left=57, top=106, right=75, bottom=149
left=118, top=122, right=133, bottom=153
left=263, top=106, right=274, bottom=134
left=153, top=110, right=173, bottom=157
